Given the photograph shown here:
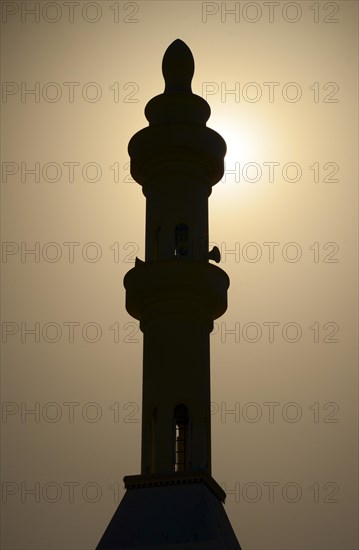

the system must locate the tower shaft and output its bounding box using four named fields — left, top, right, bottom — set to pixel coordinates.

left=141, top=315, right=211, bottom=475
